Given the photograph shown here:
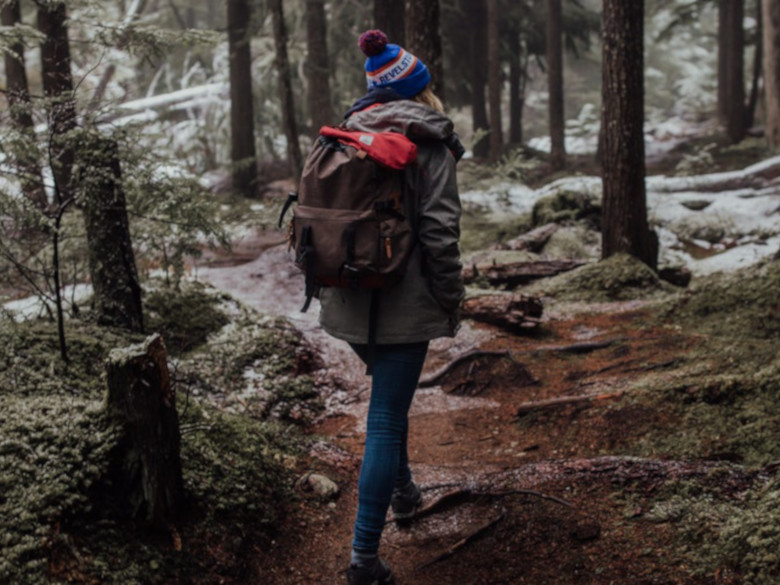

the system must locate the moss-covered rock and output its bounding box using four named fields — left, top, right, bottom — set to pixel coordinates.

left=531, top=189, right=601, bottom=227
left=529, top=253, right=670, bottom=301
left=459, top=208, right=533, bottom=254
left=540, top=224, right=601, bottom=260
